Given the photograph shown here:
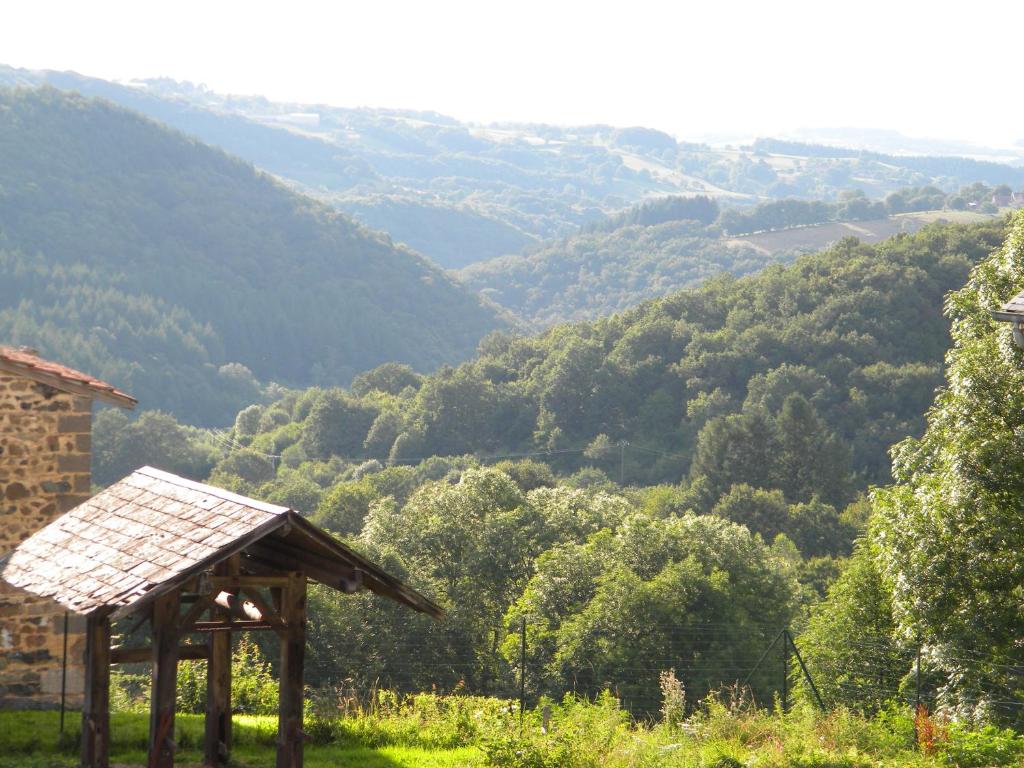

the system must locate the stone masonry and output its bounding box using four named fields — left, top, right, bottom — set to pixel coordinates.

left=0, top=372, right=94, bottom=708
